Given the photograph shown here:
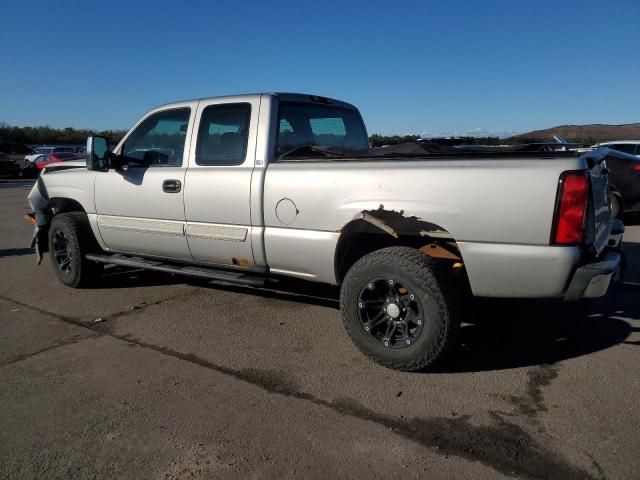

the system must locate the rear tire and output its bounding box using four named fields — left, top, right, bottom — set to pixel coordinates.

left=609, top=194, right=621, bottom=218
left=340, top=247, right=460, bottom=371
left=48, top=212, right=101, bottom=288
